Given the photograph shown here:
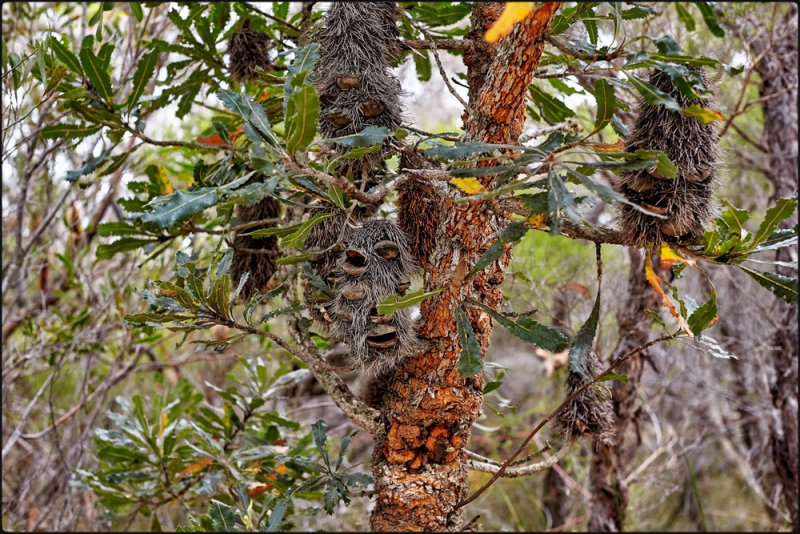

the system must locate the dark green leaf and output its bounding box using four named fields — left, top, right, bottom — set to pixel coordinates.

left=472, top=301, right=568, bottom=352
left=739, top=266, right=798, bottom=305
left=688, top=284, right=718, bottom=336
left=413, top=49, right=431, bottom=81
left=265, top=499, right=289, bottom=532
left=483, top=380, right=503, bottom=394
left=80, top=45, right=113, bottom=103
left=127, top=50, right=159, bottom=111
left=97, top=221, right=144, bottom=237
left=752, top=228, right=797, bottom=253
left=694, top=2, right=725, bottom=37
left=568, top=283, right=600, bottom=379
left=455, top=305, right=483, bottom=378
left=376, top=288, right=444, bottom=316
left=257, top=303, right=305, bottom=324
left=129, top=2, right=144, bottom=21
left=279, top=211, right=336, bottom=249
left=97, top=238, right=160, bottom=260
left=627, top=74, right=680, bottom=112
left=529, top=84, right=575, bottom=123
left=311, top=419, right=329, bottom=466
left=591, top=78, right=615, bottom=134
left=468, top=221, right=529, bottom=278
left=597, top=372, right=629, bottom=384
left=748, top=197, right=798, bottom=251
left=40, top=123, right=102, bottom=140
left=674, top=3, right=696, bottom=31
left=49, top=37, right=83, bottom=75
left=285, top=85, right=319, bottom=155
left=323, top=126, right=392, bottom=148
left=65, top=147, right=113, bottom=182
